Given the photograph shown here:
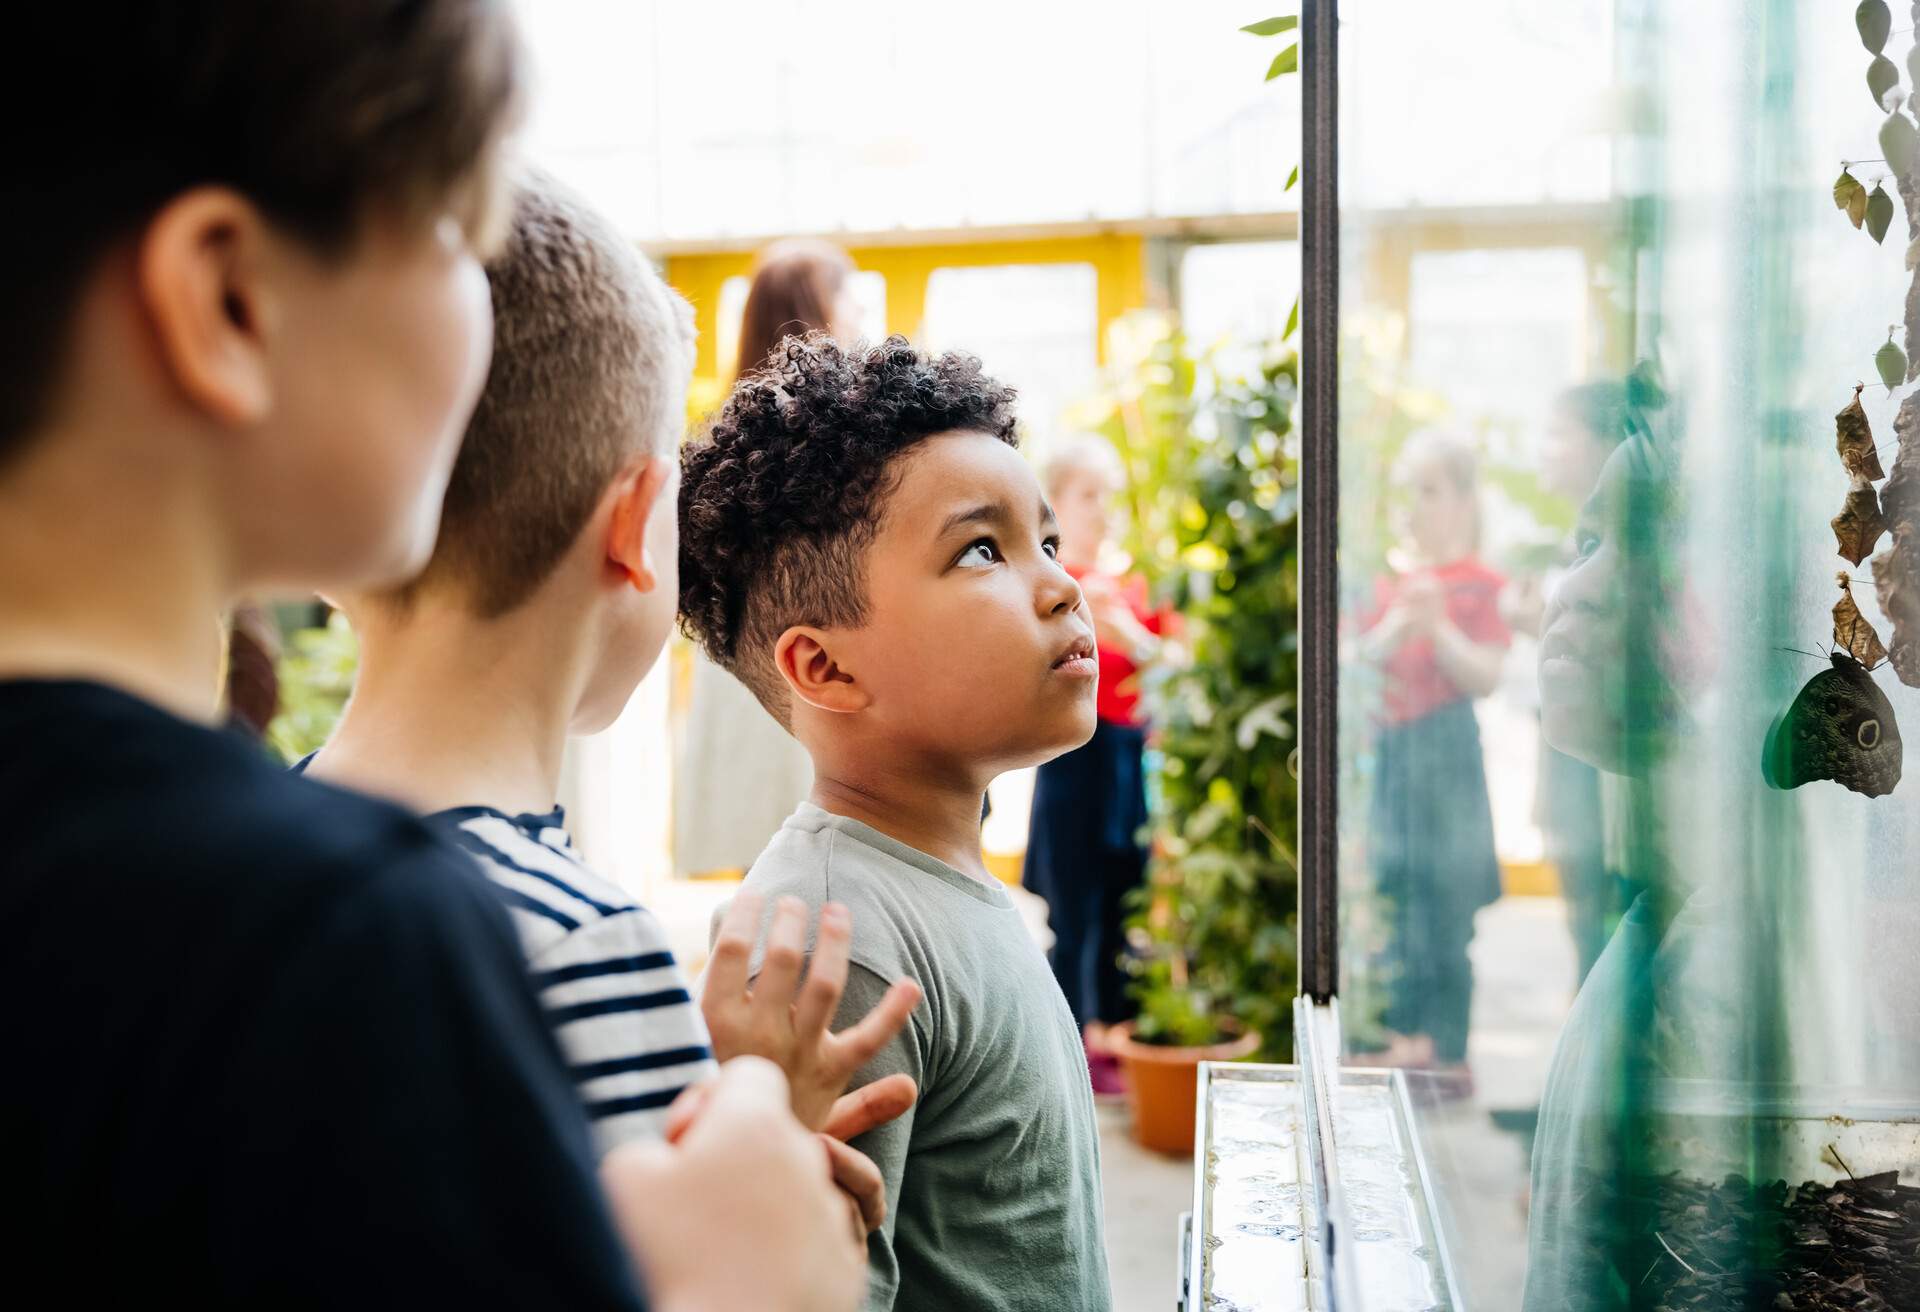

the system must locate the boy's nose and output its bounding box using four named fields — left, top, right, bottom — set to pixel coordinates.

left=1039, top=563, right=1083, bottom=617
